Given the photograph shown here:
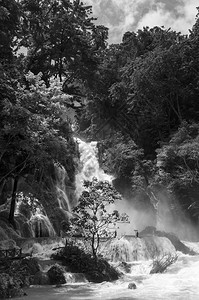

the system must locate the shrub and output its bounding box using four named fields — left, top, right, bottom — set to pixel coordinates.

left=0, top=273, right=24, bottom=299
left=51, top=244, right=119, bottom=283
left=150, top=253, right=178, bottom=274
